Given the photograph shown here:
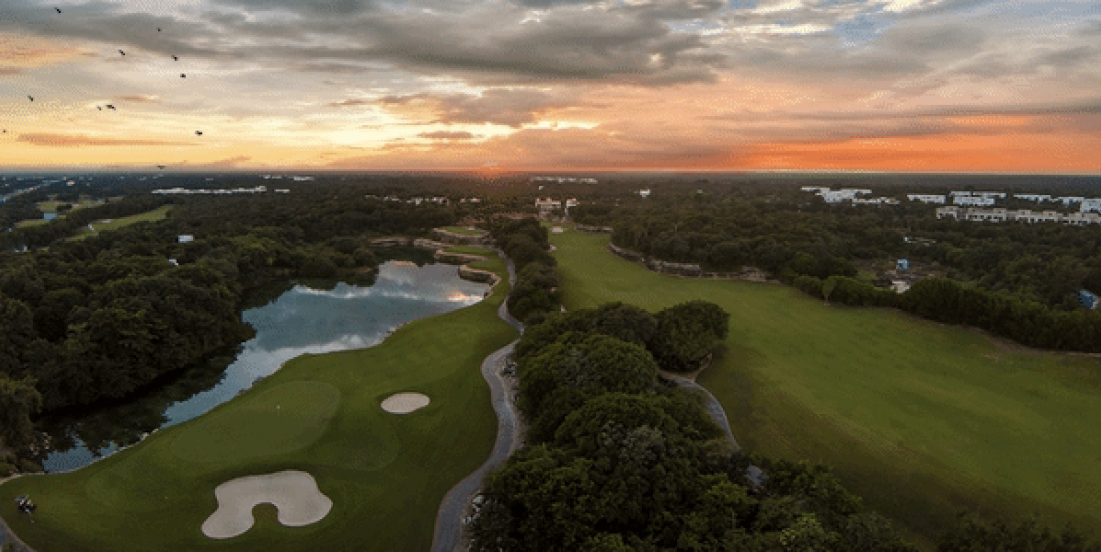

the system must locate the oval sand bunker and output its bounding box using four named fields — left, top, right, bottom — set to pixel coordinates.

left=381, top=392, right=430, bottom=414
left=202, top=470, right=333, bottom=539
